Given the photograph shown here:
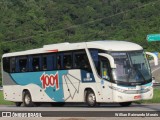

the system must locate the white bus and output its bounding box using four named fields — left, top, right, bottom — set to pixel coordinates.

left=1, top=40, right=156, bottom=107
